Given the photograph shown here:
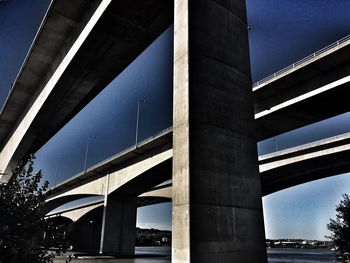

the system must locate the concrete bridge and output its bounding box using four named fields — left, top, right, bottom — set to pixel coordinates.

left=45, top=185, right=171, bottom=252
left=46, top=128, right=350, bottom=208
left=1, top=1, right=349, bottom=180
left=1, top=0, right=349, bottom=262
left=42, top=127, right=350, bottom=255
